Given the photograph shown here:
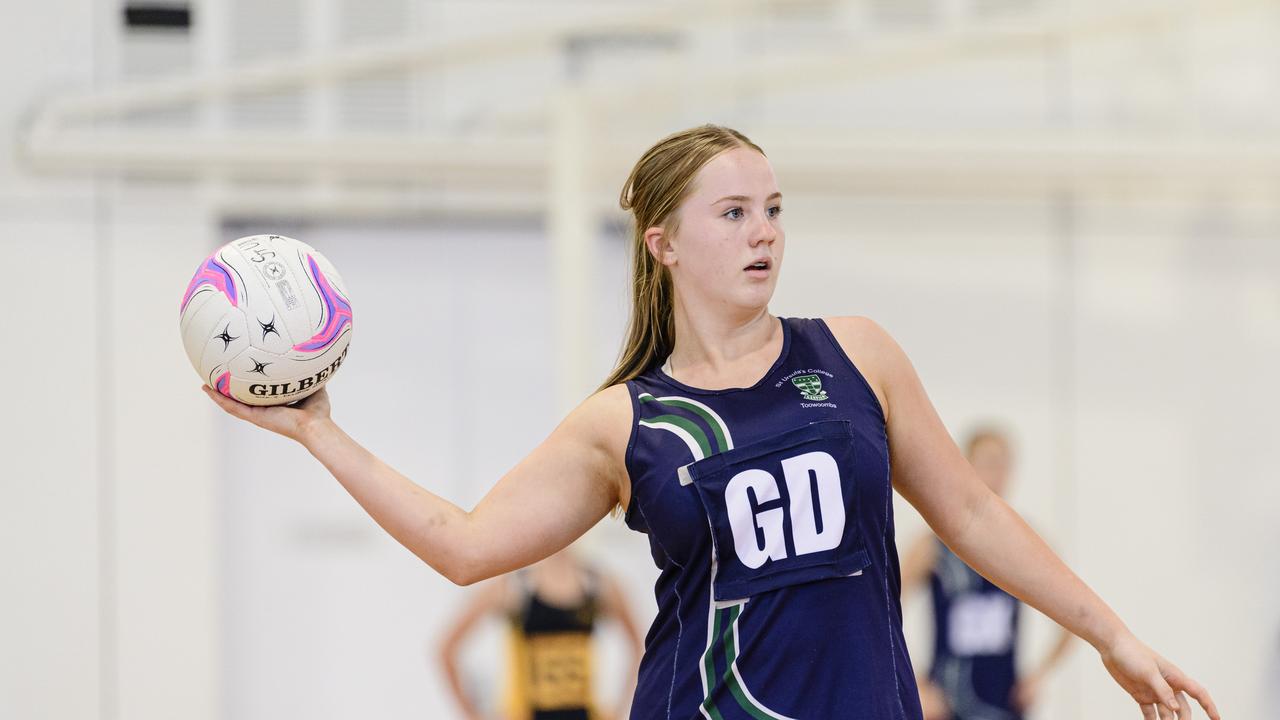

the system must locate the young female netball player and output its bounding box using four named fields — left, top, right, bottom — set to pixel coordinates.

left=204, top=125, right=1220, bottom=720
left=900, top=427, right=1074, bottom=720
